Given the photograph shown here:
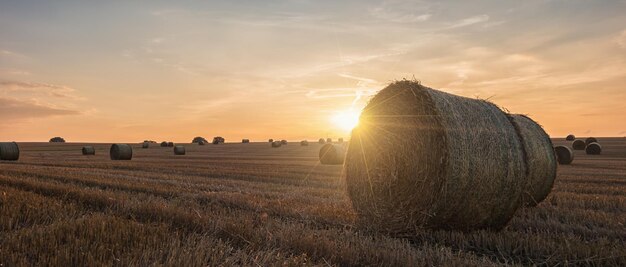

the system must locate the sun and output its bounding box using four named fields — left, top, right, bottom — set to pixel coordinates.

left=331, top=109, right=360, bottom=131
